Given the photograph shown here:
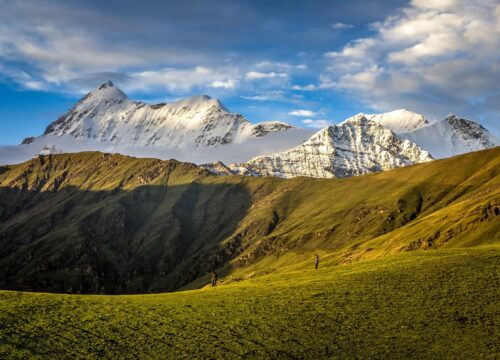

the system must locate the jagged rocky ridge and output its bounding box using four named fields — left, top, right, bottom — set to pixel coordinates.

left=226, top=117, right=433, bottom=178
